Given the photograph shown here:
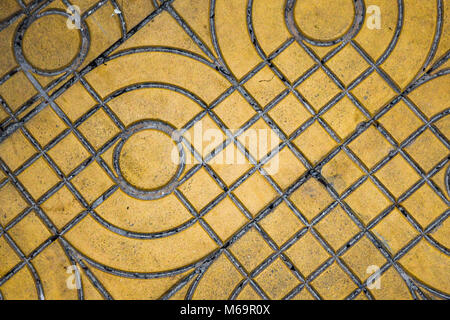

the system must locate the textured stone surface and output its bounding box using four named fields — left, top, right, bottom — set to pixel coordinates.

left=0, top=0, right=448, bottom=300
